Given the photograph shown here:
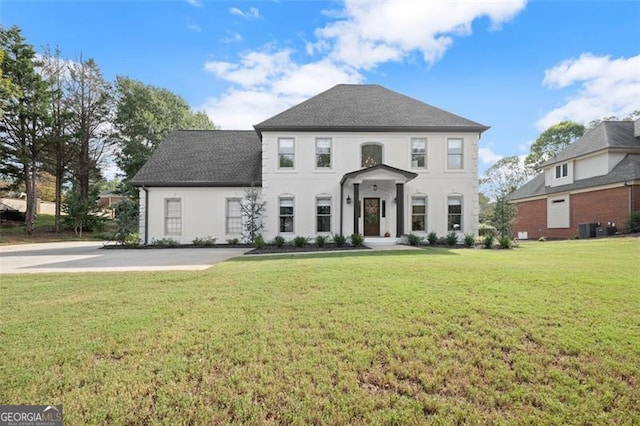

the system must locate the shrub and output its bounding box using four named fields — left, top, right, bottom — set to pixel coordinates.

left=333, top=234, right=346, bottom=247
left=350, top=233, right=364, bottom=247
left=254, top=234, right=265, bottom=249
left=407, top=233, right=423, bottom=246
left=315, top=235, right=328, bottom=247
left=226, top=238, right=240, bottom=245
left=114, top=198, right=138, bottom=244
left=192, top=236, right=216, bottom=247
left=437, top=236, right=448, bottom=245
left=293, top=236, right=308, bottom=247
left=152, top=237, right=180, bottom=247
left=272, top=236, right=286, bottom=248
left=627, top=211, right=640, bottom=233
left=463, top=234, right=475, bottom=247
left=484, top=234, right=495, bottom=249
left=124, top=232, right=141, bottom=247
left=499, top=236, right=513, bottom=249
left=426, top=232, right=438, bottom=245
left=445, top=231, right=458, bottom=246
